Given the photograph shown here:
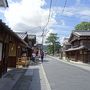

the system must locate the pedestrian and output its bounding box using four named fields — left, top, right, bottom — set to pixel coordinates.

left=31, top=51, right=36, bottom=63
left=40, top=50, right=44, bottom=63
